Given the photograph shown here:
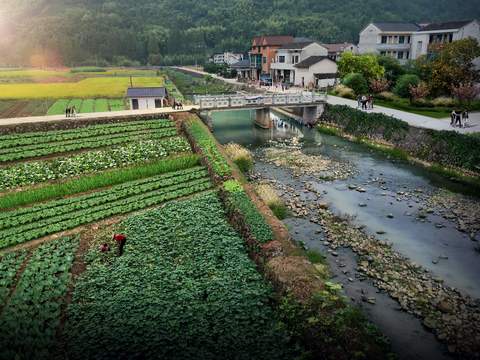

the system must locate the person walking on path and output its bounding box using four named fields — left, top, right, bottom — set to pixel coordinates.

left=450, top=110, right=456, bottom=126
left=462, top=109, right=469, bottom=128
left=65, top=107, right=71, bottom=118
left=357, top=95, right=362, bottom=109
left=71, top=105, right=77, bottom=118
left=368, top=94, right=374, bottom=109
left=361, top=95, right=368, bottom=110
left=113, top=233, right=127, bottom=256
